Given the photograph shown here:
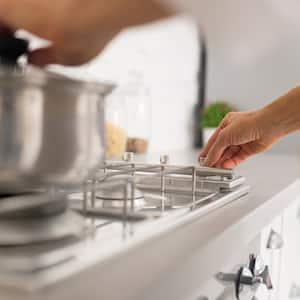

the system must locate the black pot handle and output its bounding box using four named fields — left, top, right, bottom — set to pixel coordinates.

left=0, top=33, right=28, bottom=64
